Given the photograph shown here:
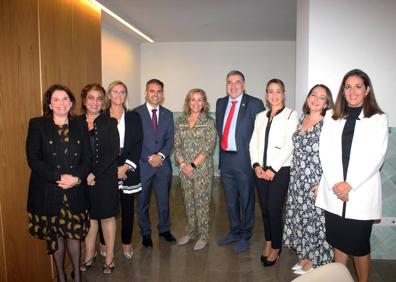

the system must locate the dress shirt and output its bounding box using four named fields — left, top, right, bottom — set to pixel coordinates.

left=222, top=93, right=243, bottom=151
